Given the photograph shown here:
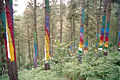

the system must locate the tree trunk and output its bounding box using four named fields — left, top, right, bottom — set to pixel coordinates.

left=27, top=25, right=31, bottom=68
left=60, top=0, right=63, bottom=43
left=4, top=0, right=18, bottom=79
left=18, top=40, right=20, bottom=69
left=34, top=0, right=38, bottom=68
left=52, top=22, right=54, bottom=54
left=118, top=4, right=120, bottom=51
left=44, top=0, right=50, bottom=70
left=73, top=15, right=75, bottom=55
left=1, top=40, right=5, bottom=74
left=78, top=0, right=85, bottom=62
left=95, top=0, right=102, bottom=55
left=104, top=0, right=111, bottom=56
left=98, top=0, right=107, bottom=52
left=84, top=0, right=89, bottom=55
